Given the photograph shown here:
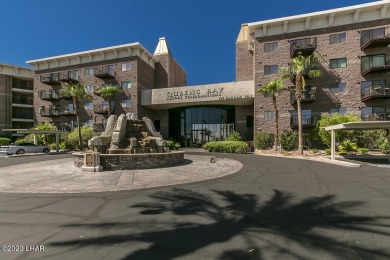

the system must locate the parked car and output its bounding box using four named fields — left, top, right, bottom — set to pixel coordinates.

left=0, top=143, right=50, bottom=155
